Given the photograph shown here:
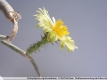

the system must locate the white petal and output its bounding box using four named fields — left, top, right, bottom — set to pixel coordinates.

left=52, top=17, right=56, bottom=24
